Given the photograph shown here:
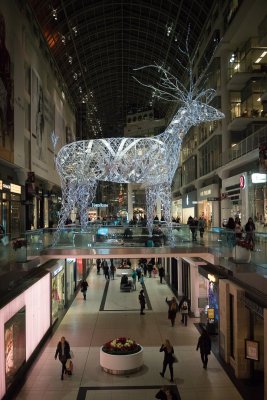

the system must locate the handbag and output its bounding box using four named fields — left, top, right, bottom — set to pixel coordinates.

left=172, top=354, right=178, bottom=363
